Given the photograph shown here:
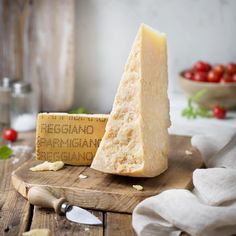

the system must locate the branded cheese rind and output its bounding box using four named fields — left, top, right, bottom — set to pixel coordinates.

left=36, top=113, right=108, bottom=165
left=91, top=24, right=170, bottom=177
